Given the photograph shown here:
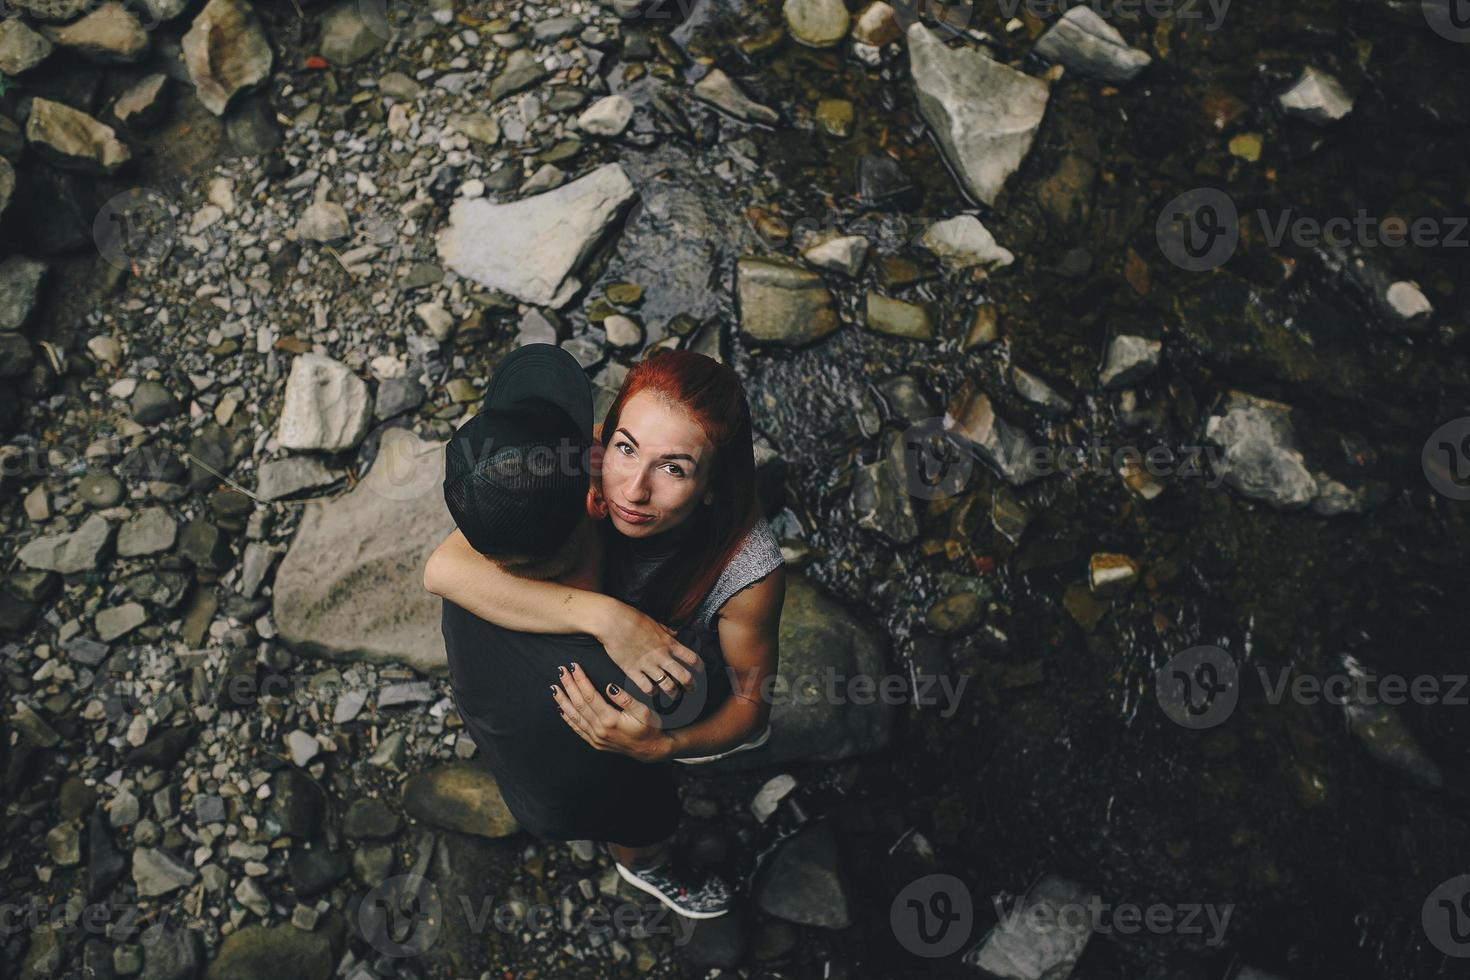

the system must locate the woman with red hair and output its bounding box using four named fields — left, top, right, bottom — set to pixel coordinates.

left=424, top=349, right=786, bottom=916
